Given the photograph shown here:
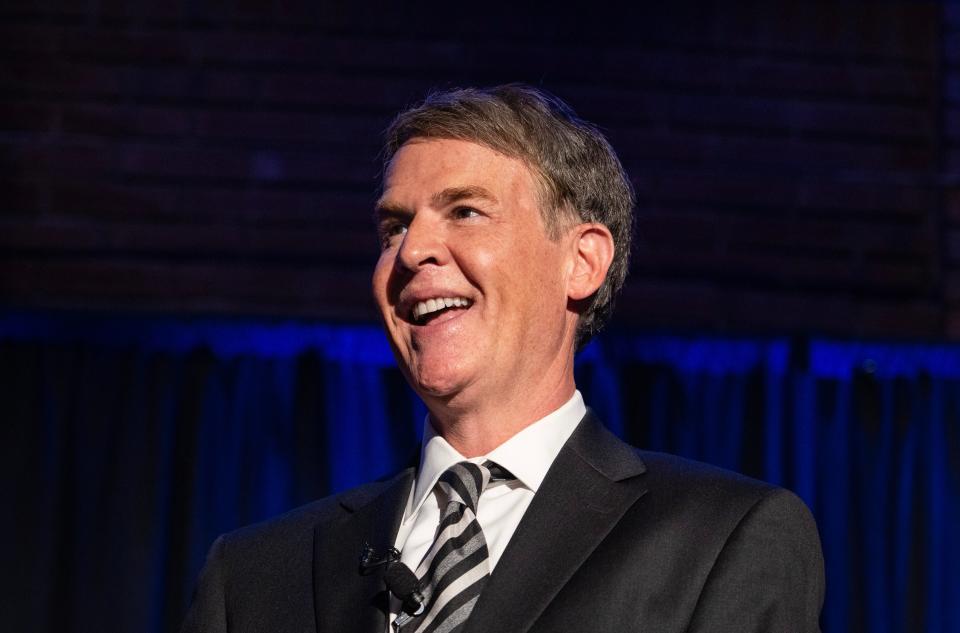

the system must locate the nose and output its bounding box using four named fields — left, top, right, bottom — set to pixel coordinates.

left=395, top=213, right=446, bottom=272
